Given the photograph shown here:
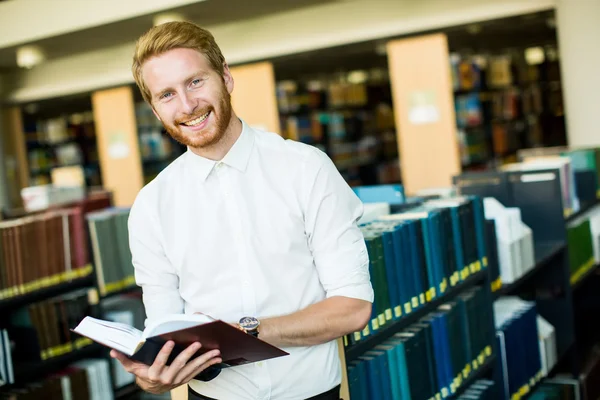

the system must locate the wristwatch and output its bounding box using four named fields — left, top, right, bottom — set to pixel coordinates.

left=239, top=316, right=260, bottom=337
